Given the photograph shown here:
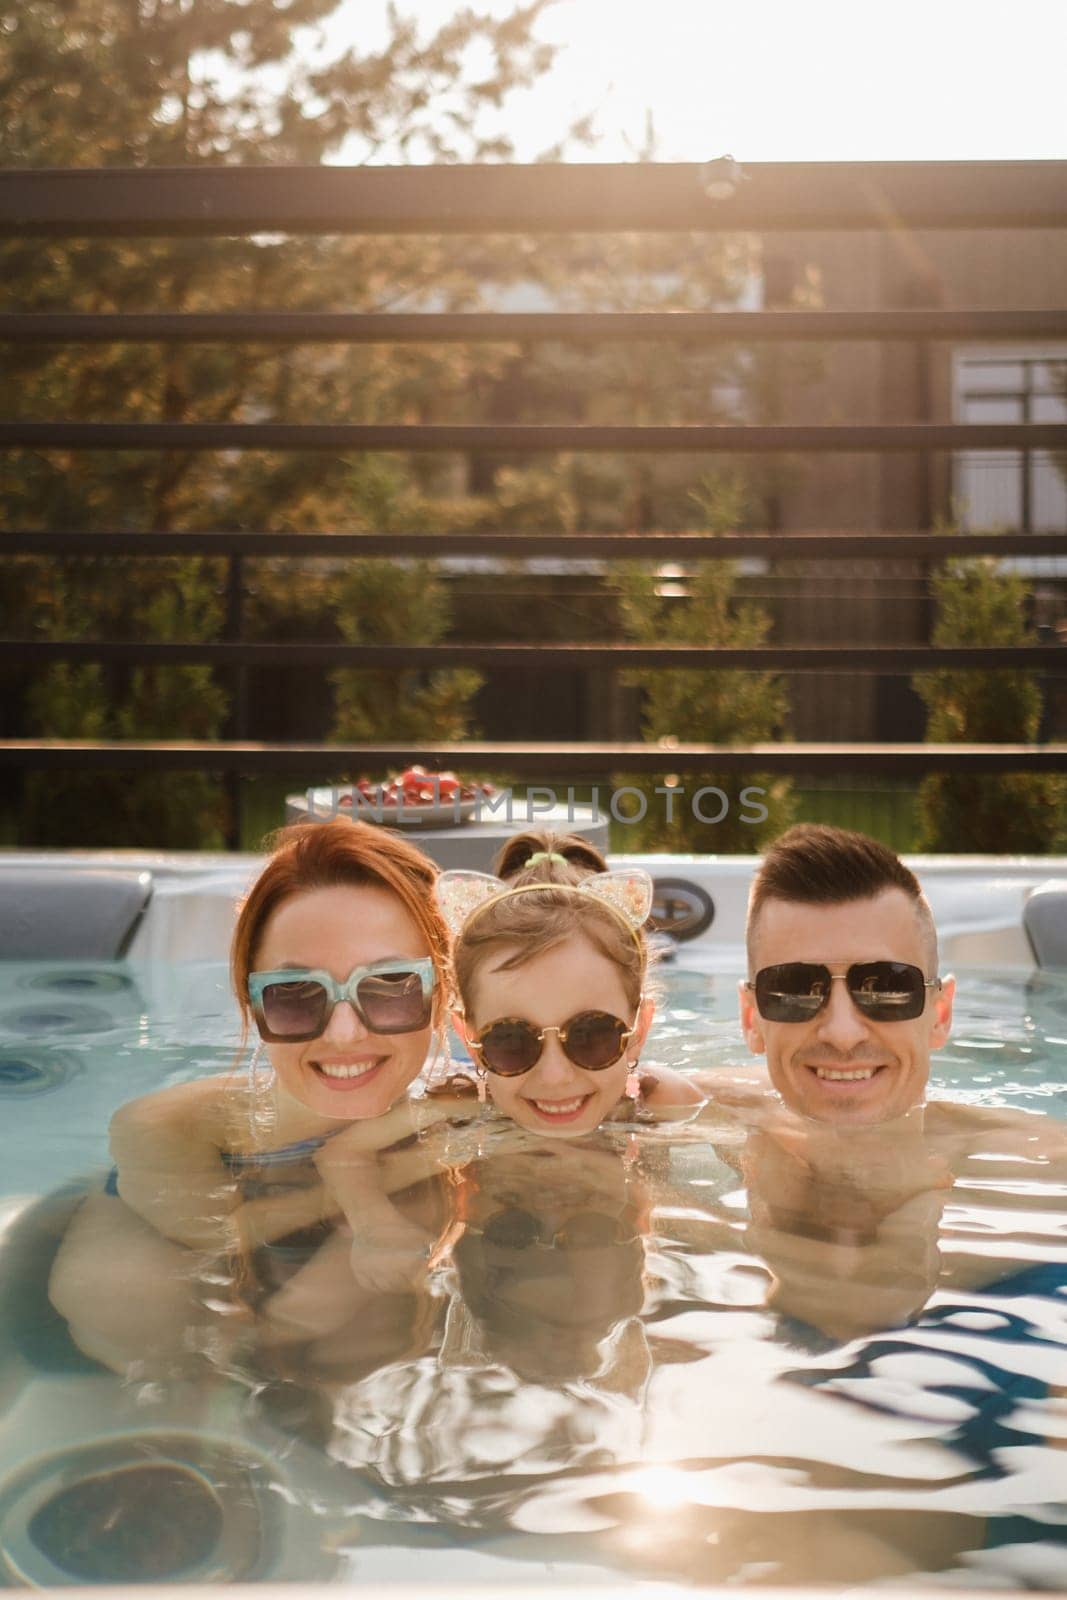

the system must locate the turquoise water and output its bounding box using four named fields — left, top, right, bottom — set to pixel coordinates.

left=0, top=959, right=1065, bottom=1590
